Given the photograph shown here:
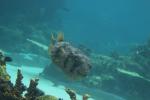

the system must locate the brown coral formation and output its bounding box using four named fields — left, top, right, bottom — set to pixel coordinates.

left=0, top=69, right=45, bottom=100
left=0, top=51, right=12, bottom=81
left=65, top=88, right=77, bottom=100
left=0, top=51, right=44, bottom=100
left=0, top=51, right=91, bottom=100
left=25, top=78, right=44, bottom=100
left=13, top=69, right=26, bottom=97
left=35, top=95, right=59, bottom=100
left=65, top=88, right=91, bottom=100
